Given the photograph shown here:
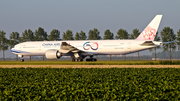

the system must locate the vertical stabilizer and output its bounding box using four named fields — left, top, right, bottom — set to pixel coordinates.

left=136, top=15, right=162, bottom=41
